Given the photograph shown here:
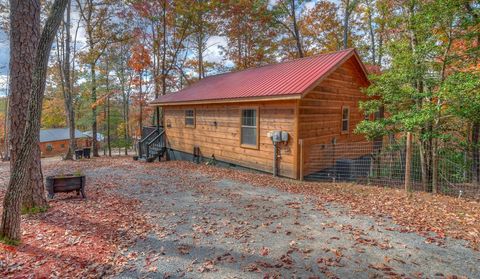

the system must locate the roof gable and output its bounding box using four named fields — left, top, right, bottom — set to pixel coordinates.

left=151, top=48, right=369, bottom=106
left=40, top=128, right=86, bottom=143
